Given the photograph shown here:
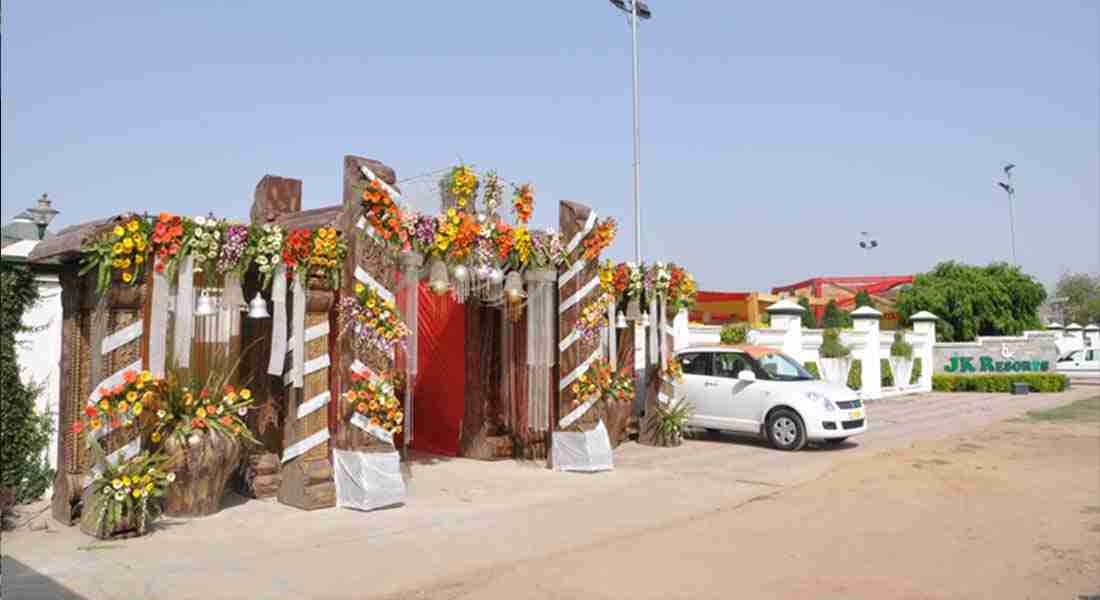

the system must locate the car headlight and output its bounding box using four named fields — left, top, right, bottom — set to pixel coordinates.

left=804, top=391, right=836, bottom=411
